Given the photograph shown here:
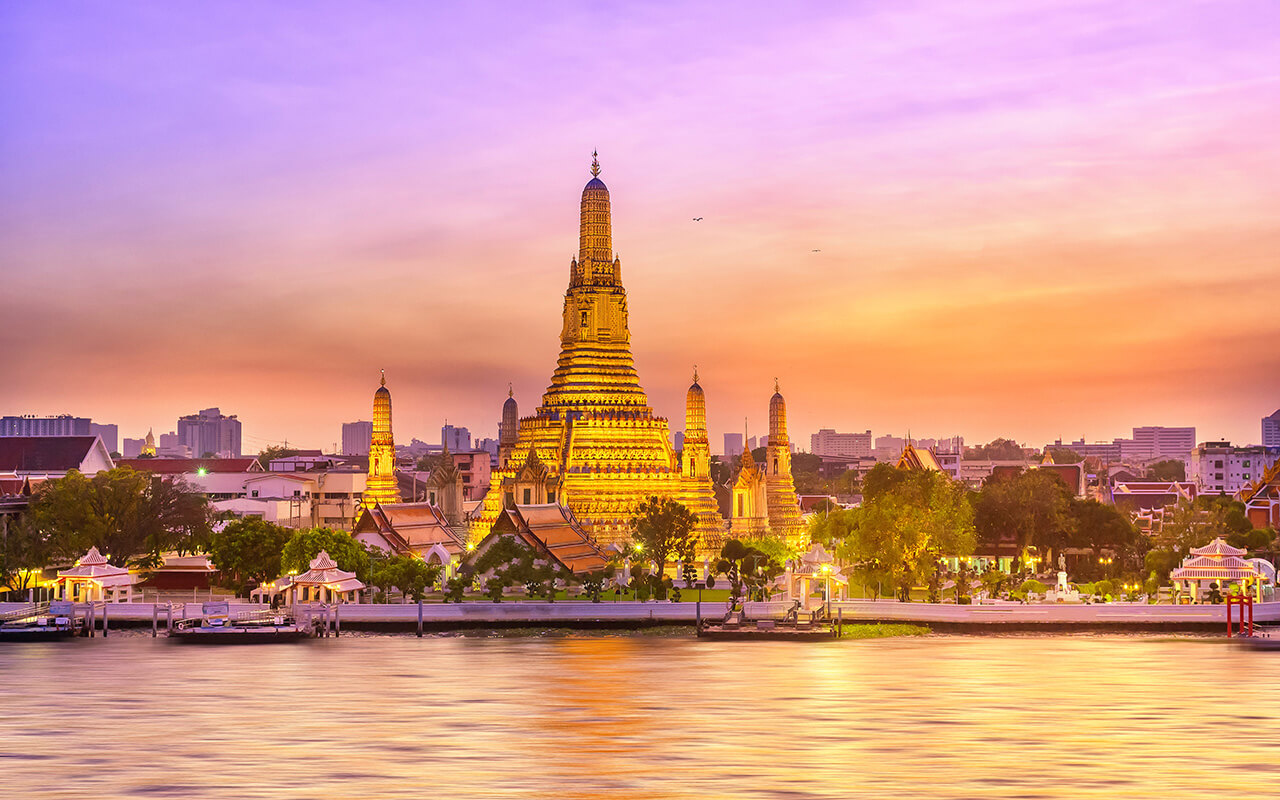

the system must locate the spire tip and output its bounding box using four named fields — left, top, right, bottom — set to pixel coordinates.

left=590, top=150, right=600, bottom=177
